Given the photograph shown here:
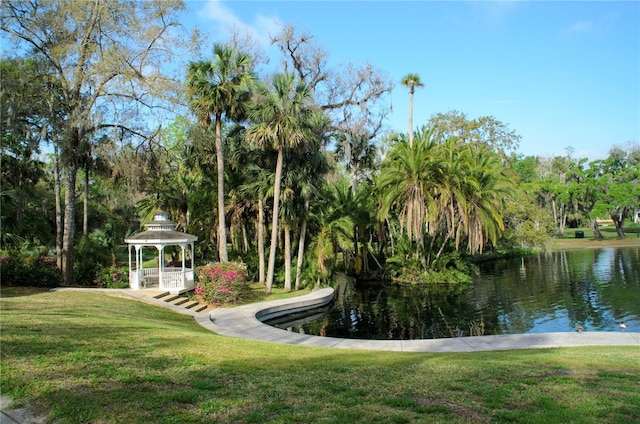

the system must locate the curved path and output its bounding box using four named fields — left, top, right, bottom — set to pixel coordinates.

left=195, top=288, right=640, bottom=353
